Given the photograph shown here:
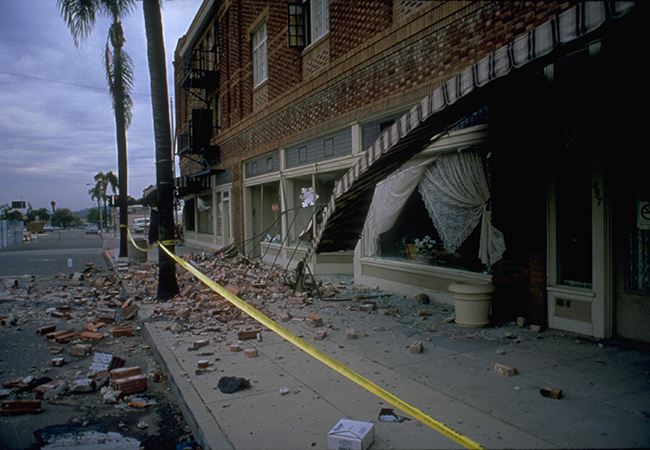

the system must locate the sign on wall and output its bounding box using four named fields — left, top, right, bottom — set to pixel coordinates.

left=638, top=201, right=650, bottom=230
